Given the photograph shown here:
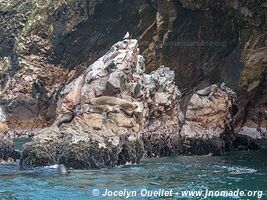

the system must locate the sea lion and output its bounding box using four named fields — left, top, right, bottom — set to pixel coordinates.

left=57, top=164, right=70, bottom=175
left=89, top=96, right=137, bottom=109
left=84, top=104, right=118, bottom=114
left=89, top=96, right=138, bottom=117
left=196, top=84, right=218, bottom=99
left=56, top=112, right=76, bottom=127
left=119, top=103, right=137, bottom=118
